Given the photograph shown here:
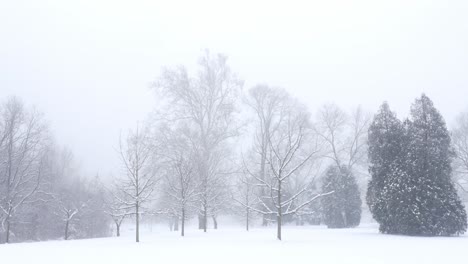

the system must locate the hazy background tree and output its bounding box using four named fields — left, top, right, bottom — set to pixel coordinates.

left=233, top=165, right=258, bottom=231
left=158, top=125, right=199, bottom=236
left=0, top=97, right=51, bottom=243
left=154, top=50, right=243, bottom=232
left=451, top=110, right=468, bottom=202
left=322, top=165, right=362, bottom=228
left=314, top=104, right=370, bottom=222
left=102, top=182, right=132, bottom=237
left=117, top=125, right=158, bottom=242
left=243, top=85, right=289, bottom=226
